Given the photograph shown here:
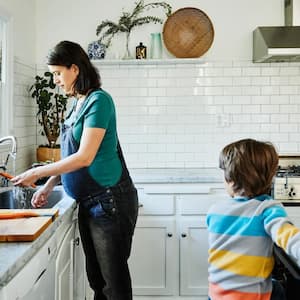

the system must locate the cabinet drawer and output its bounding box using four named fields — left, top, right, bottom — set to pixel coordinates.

left=137, top=189, right=175, bottom=215
left=178, top=191, right=227, bottom=215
